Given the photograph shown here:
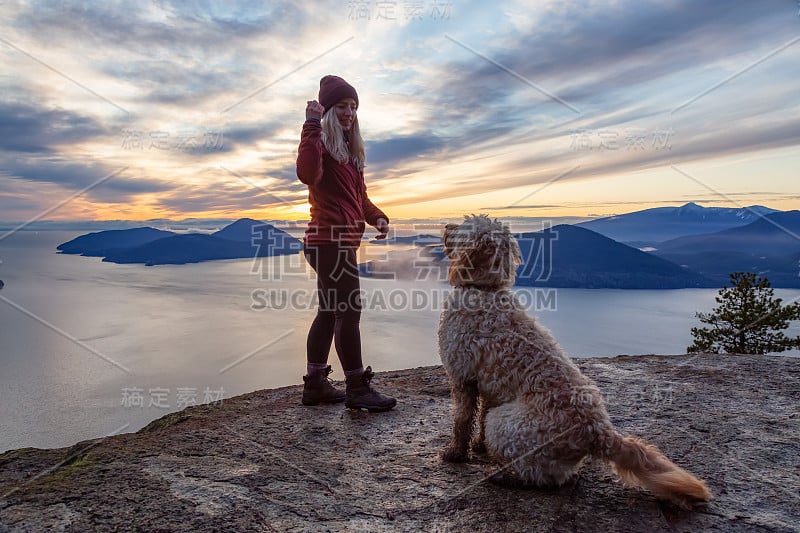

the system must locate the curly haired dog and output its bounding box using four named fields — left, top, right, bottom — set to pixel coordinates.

left=438, top=215, right=712, bottom=508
